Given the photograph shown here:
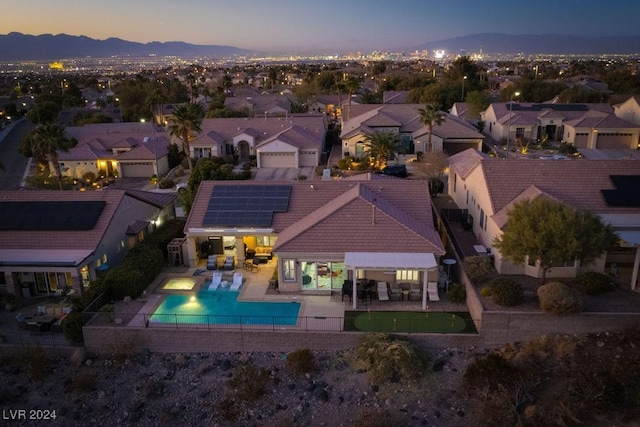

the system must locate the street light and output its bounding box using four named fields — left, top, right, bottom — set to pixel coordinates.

left=505, top=91, right=520, bottom=158
left=461, top=75, right=467, bottom=101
